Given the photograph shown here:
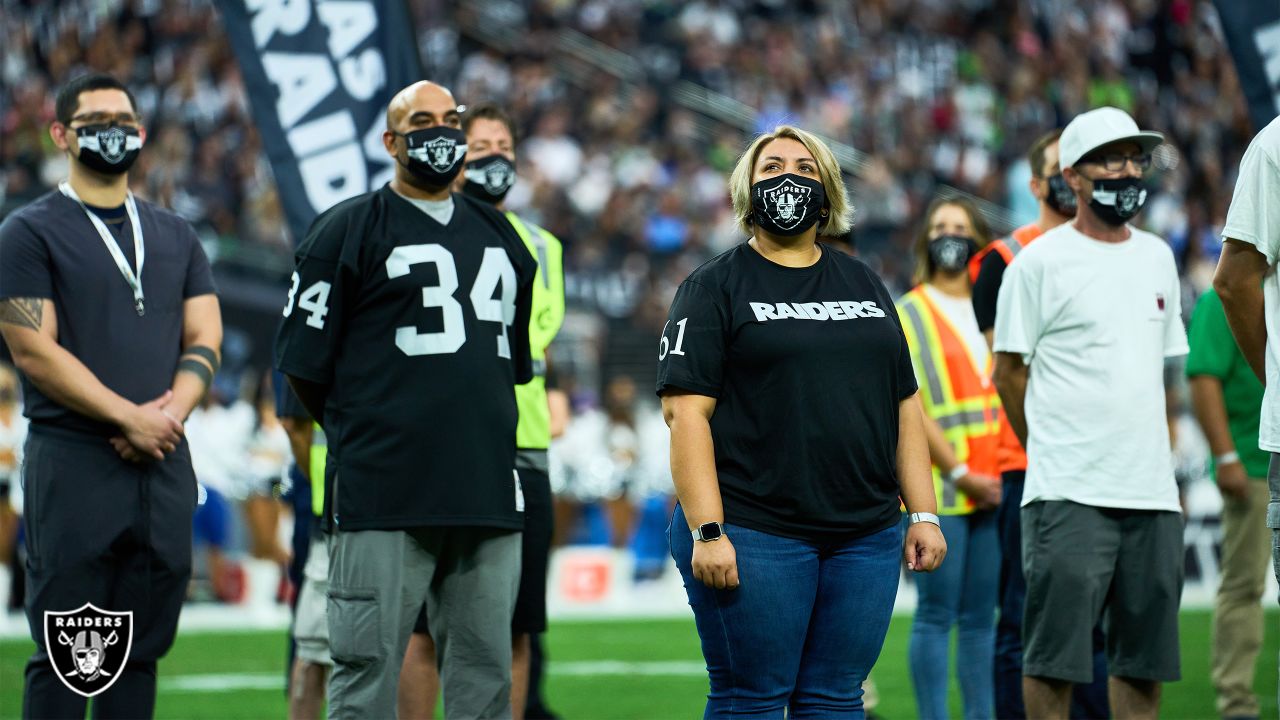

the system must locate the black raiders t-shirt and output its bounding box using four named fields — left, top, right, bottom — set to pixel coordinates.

left=275, top=186, right=536, bottom=532
left=655, top=242, right=917, bottom=541
left=0, top=191, right=216, bottom=437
